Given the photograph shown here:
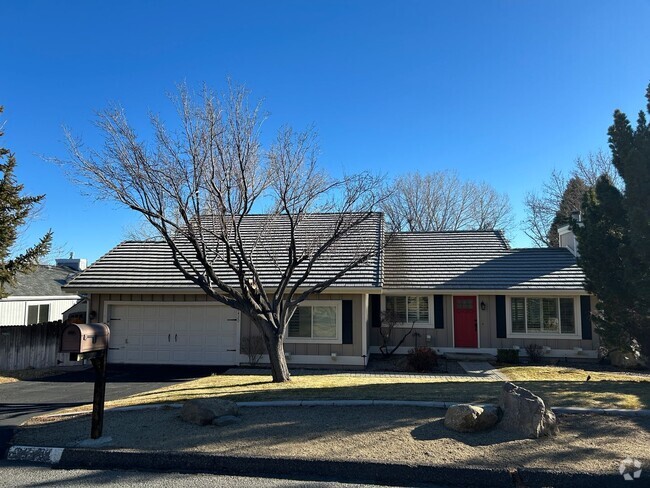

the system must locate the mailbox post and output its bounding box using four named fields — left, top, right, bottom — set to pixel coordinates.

left=60, top=323, right=110, bottom=439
